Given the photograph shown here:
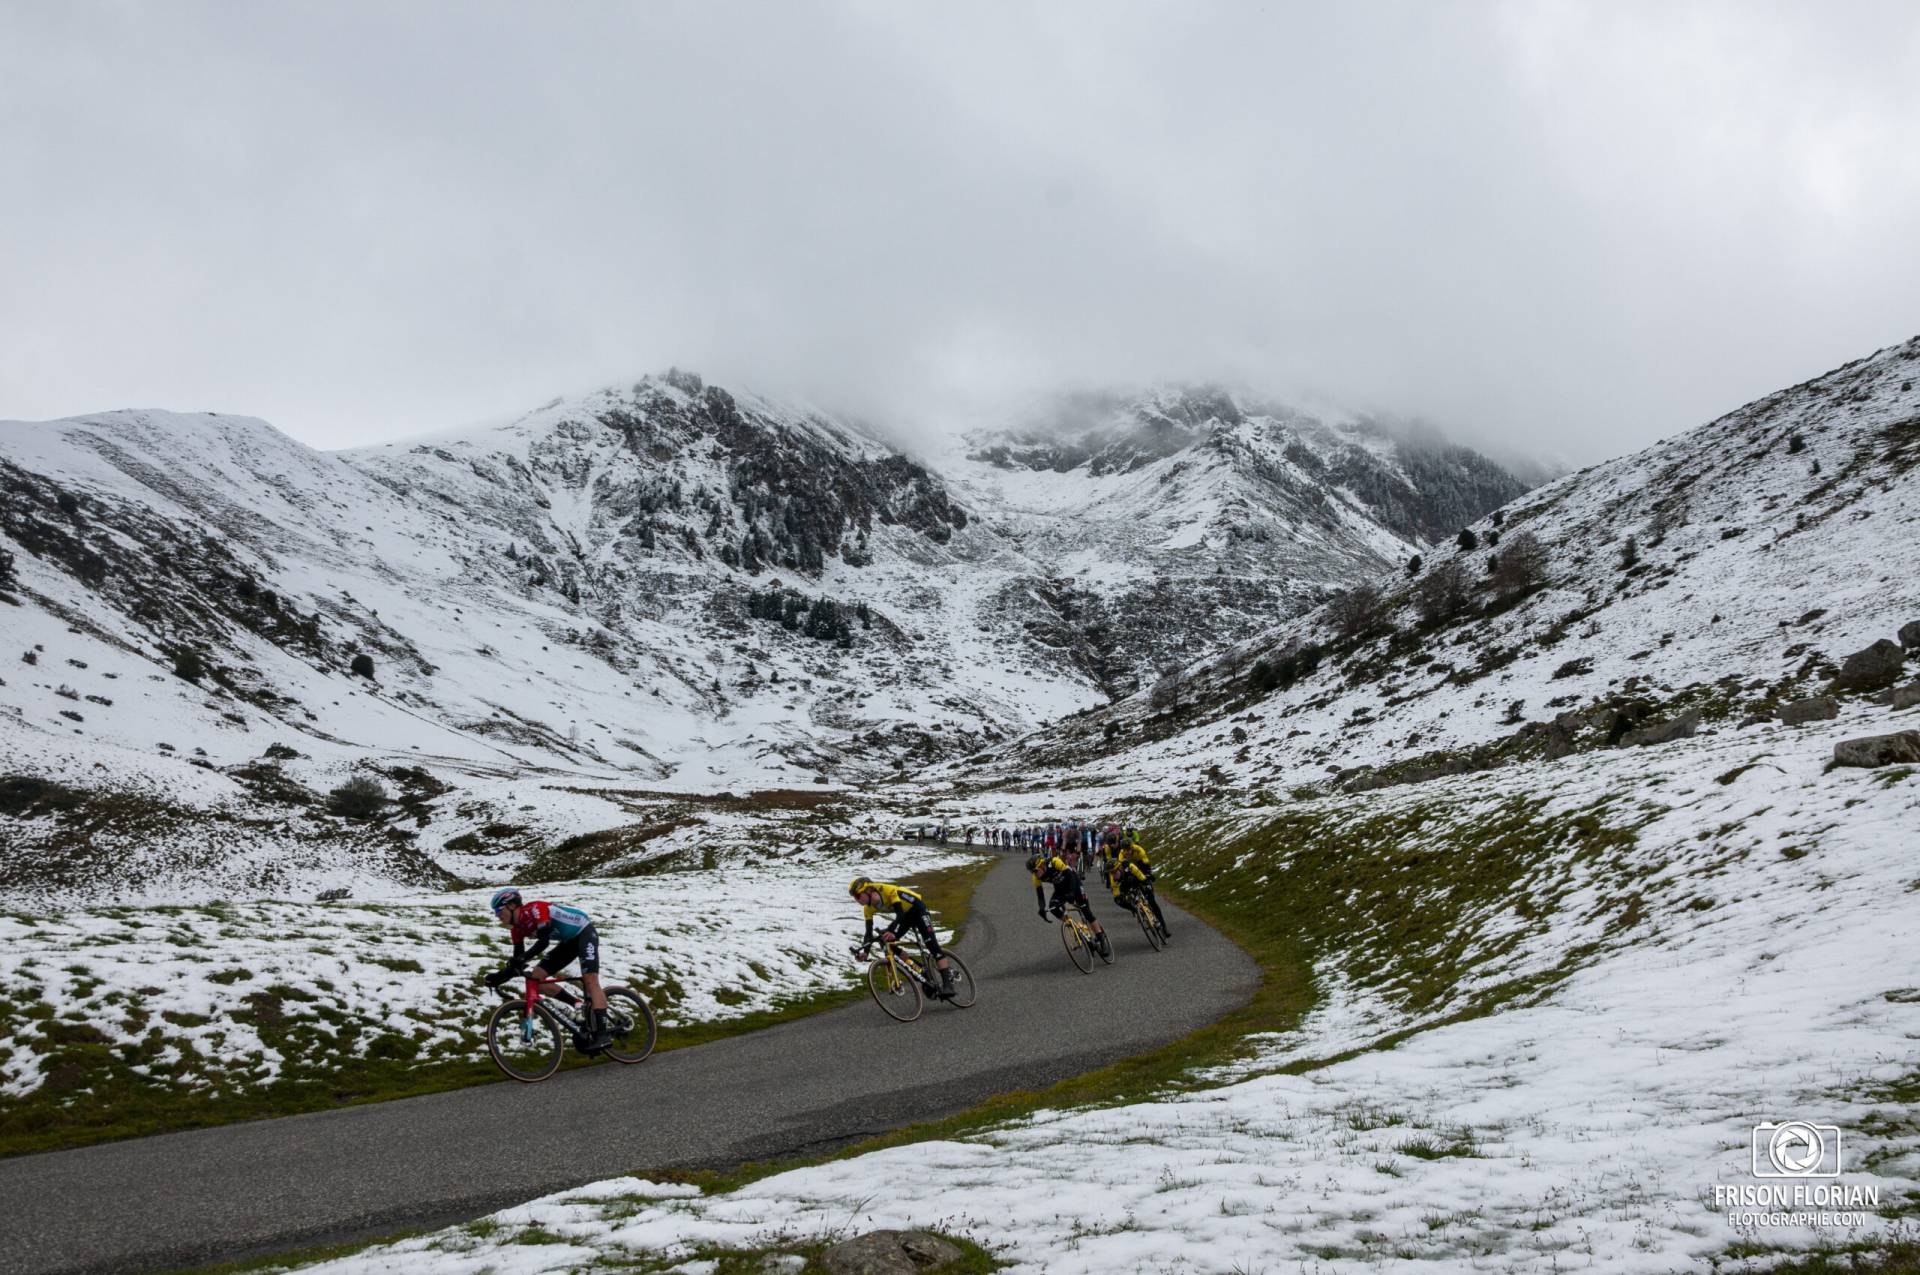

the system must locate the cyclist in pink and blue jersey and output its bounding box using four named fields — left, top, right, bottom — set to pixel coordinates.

left=484, top=889, right=611, bottom=1049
